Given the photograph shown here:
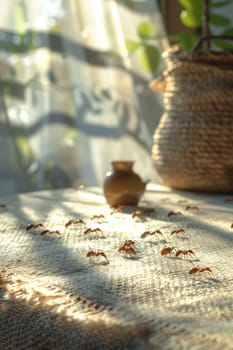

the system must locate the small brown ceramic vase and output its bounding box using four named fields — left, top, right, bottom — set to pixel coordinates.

left=103, top=161, right=148, bottom=207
